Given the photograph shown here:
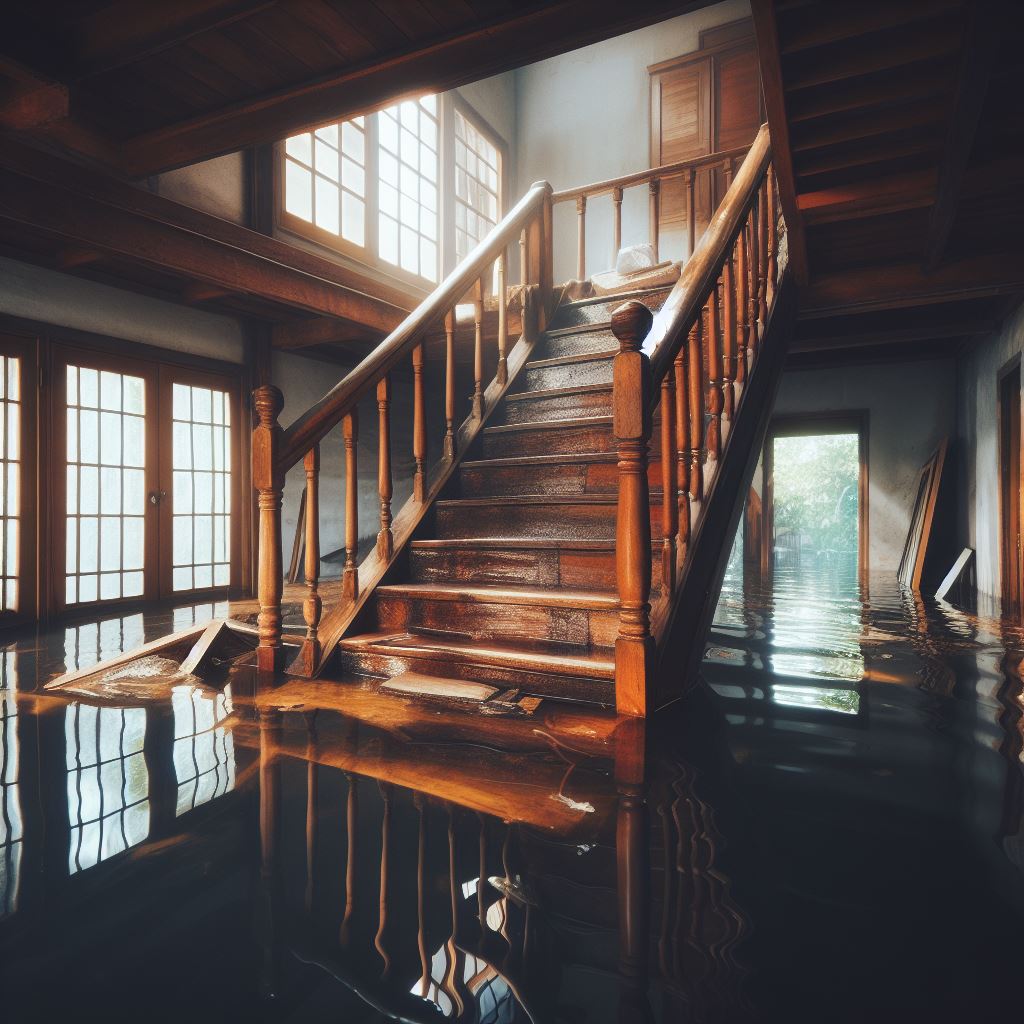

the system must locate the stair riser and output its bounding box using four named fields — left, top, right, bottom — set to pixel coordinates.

left=410, top=545, right=662, bottom=591
left=436, top=501, right=659, bottom=541
left=334, top=647, right=613, bottom=704
left=460, top=459, right=662, bottom=497
left=375, top=593, right=619, bottom=648
left=482, top=423, right=614, bottom=458
left=549, top=292, right=670, bottom=330
left=523, top=357, right=612, bottom=391
left=538, top=330, right=617, bottom=360
left=500, top=387, right=611, bottom=424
